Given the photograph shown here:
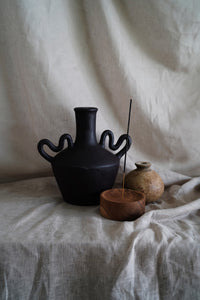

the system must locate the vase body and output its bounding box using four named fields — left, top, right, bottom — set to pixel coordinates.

left=38, top=107, right=131, bottom=205
left=125, top=161, right=164, bottom=204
